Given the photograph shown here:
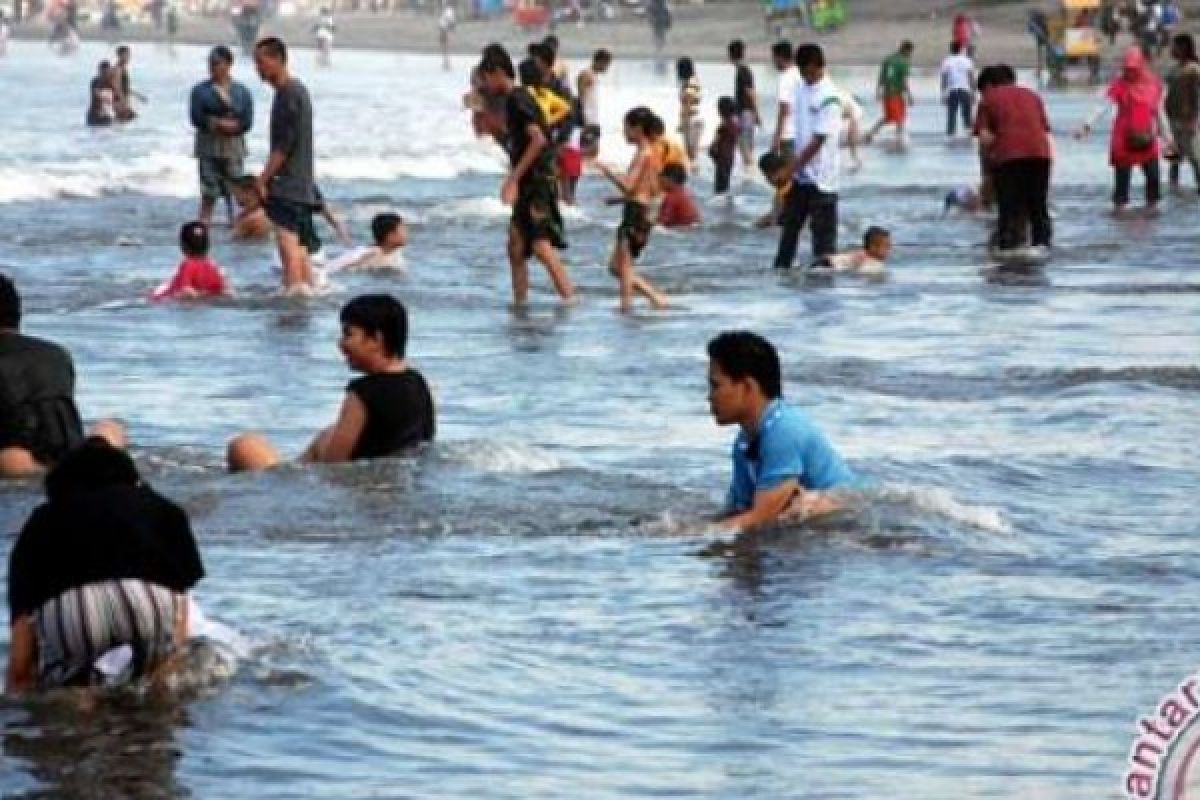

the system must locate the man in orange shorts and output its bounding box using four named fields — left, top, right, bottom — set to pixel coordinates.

left=865, top=40, right=915, bottom=148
